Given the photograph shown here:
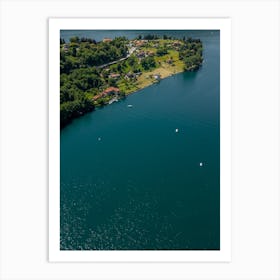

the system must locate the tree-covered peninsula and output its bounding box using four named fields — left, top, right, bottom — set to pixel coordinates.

left=60, top=35, right=203, bottom=128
